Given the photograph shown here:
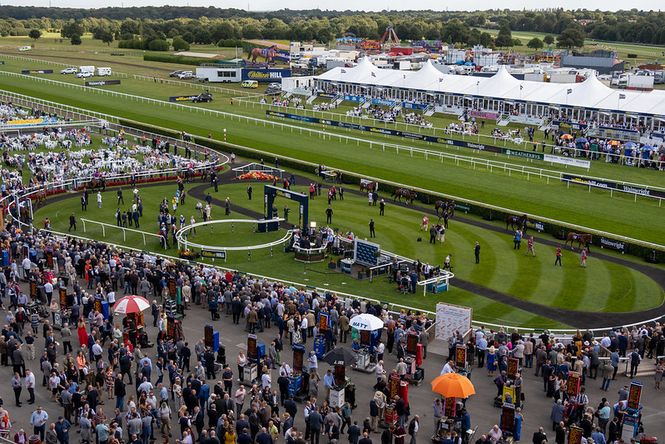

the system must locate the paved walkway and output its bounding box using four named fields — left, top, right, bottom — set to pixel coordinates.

left=2, top=293, right=663, bottom=442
